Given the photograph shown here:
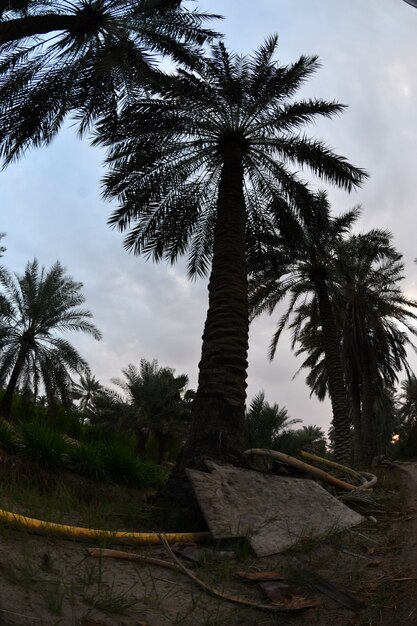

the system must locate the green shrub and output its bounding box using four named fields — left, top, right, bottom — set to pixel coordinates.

left=19, top=420, right=69, bottom=469
left=66, top=441, right=107, bottom=481
left=99, top=441, right=166, bottom=488
left=0, top=417, right=20, bottom=453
